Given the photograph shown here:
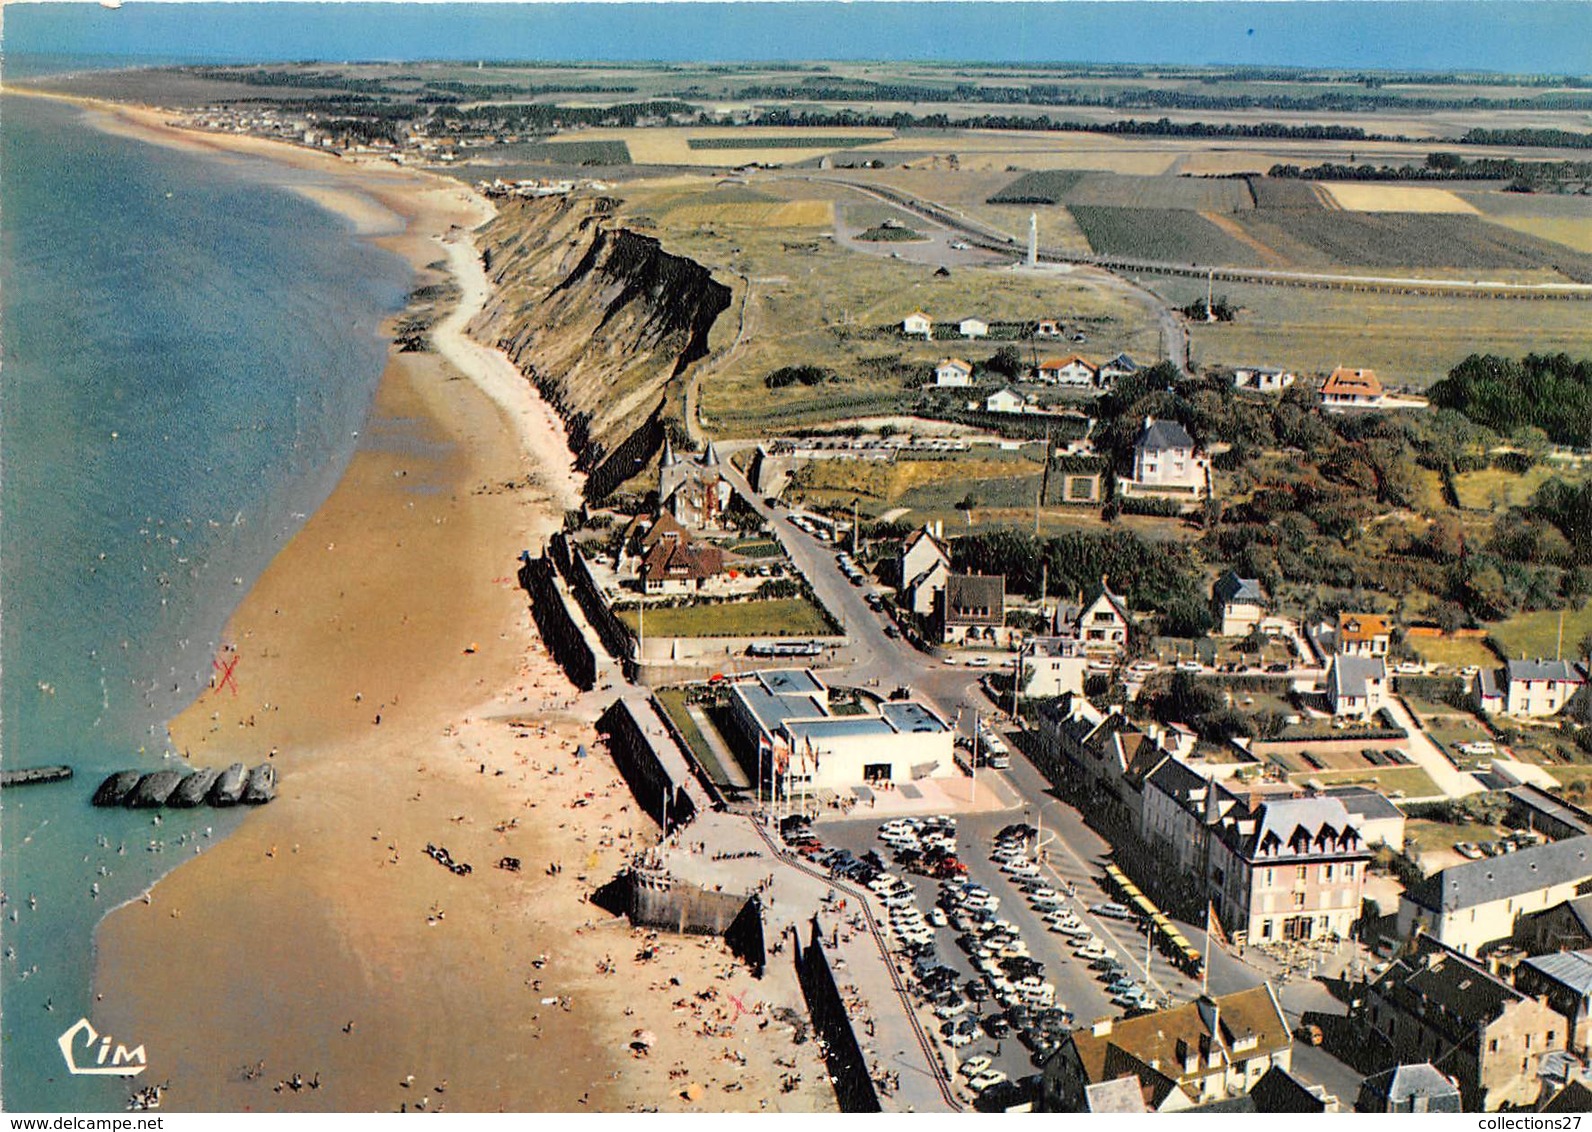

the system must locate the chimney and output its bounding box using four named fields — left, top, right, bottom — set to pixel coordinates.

left=1091, top=1018, right=1113, bottom=1038
left=1196, top=995, right=1219, bottom=1041
left=1144, top=415, right=1154, bottom=430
